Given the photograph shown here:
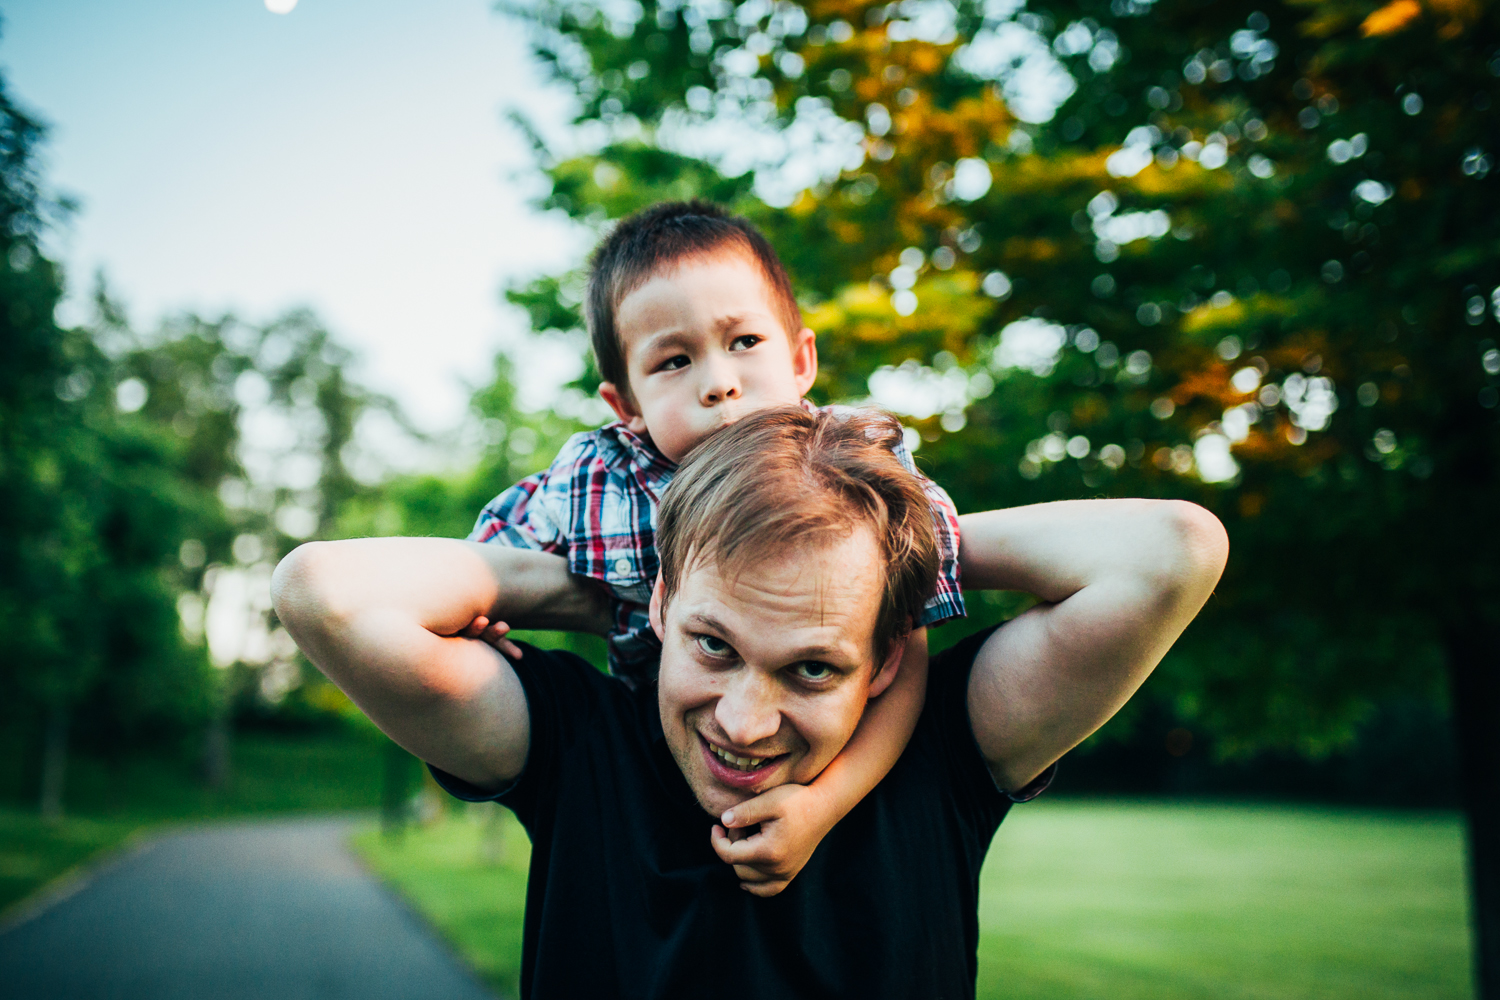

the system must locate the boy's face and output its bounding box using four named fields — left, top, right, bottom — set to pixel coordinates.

left=601, top=253, right=817, bottom=463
